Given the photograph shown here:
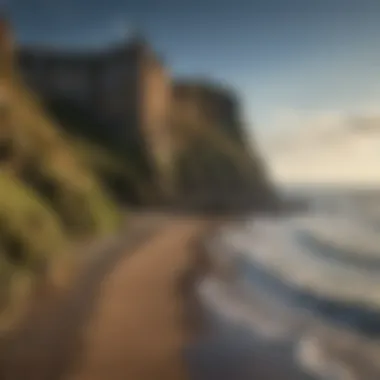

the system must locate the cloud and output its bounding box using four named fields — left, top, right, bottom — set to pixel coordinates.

left=261, top=105, right=380, bottom=185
